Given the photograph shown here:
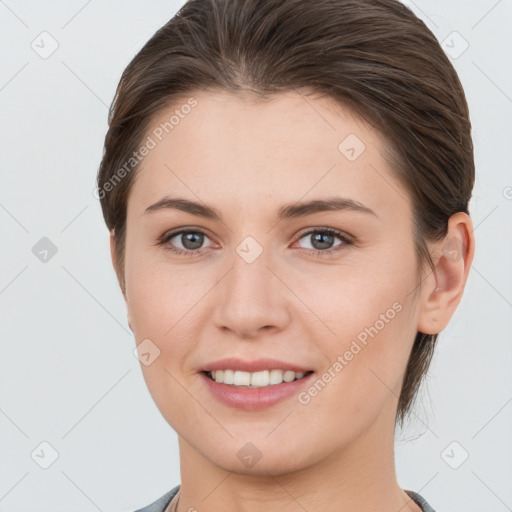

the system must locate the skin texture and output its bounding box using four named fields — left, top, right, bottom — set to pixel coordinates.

left=110, top=90, right=474, bottom=512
